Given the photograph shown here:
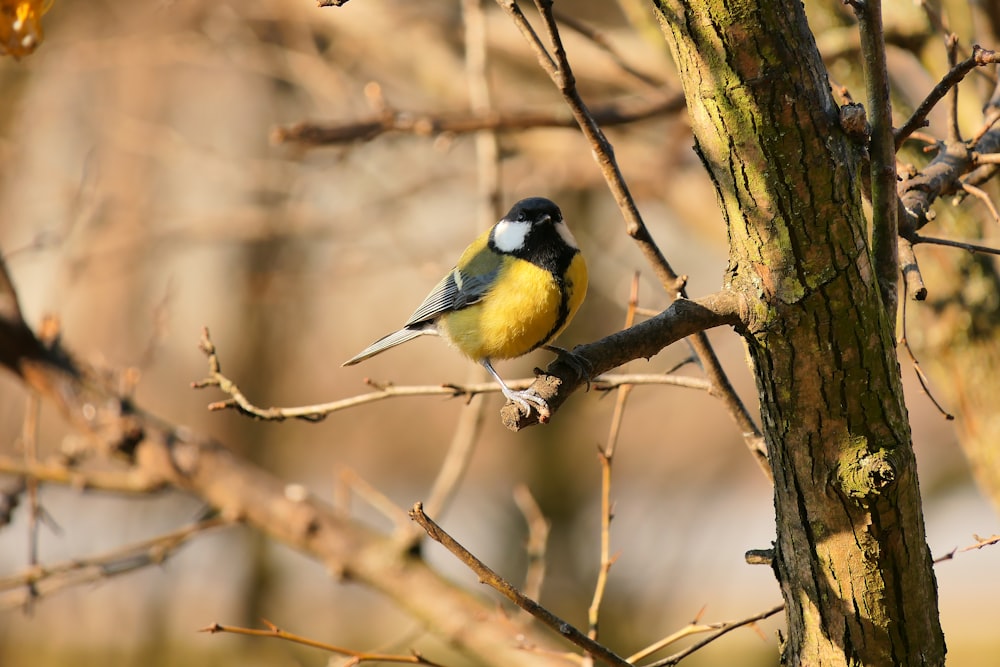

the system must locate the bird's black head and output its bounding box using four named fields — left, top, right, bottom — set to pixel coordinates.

left=491, top=197, right=579, bottom=276
left=503, top=197, right=563, bottom=226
